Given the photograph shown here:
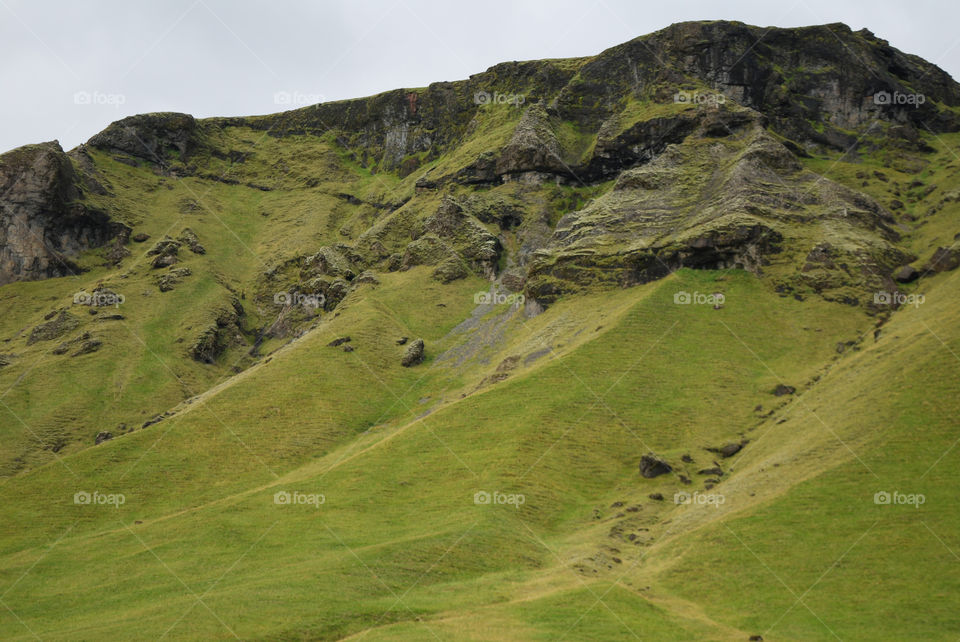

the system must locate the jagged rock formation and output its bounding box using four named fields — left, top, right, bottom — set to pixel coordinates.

left=87, top=112, right=204, bottom=165
left=525, top=109, right=909, bottom=304
left=0, top=142, right=120, bottom=284
left=2, top=20, right=956, bottom=310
